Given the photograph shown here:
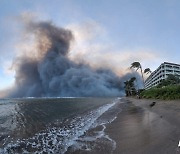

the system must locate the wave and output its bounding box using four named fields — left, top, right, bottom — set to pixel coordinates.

left=1, top=98, right=121, bottom=154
